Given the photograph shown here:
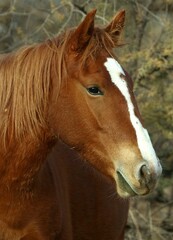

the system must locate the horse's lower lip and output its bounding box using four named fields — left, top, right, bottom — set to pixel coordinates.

left=117, top=171, right=137, bottom=196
